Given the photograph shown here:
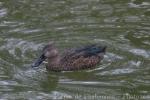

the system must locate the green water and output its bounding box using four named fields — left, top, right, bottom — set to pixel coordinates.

left=0, top=0, right=150, bottom=99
